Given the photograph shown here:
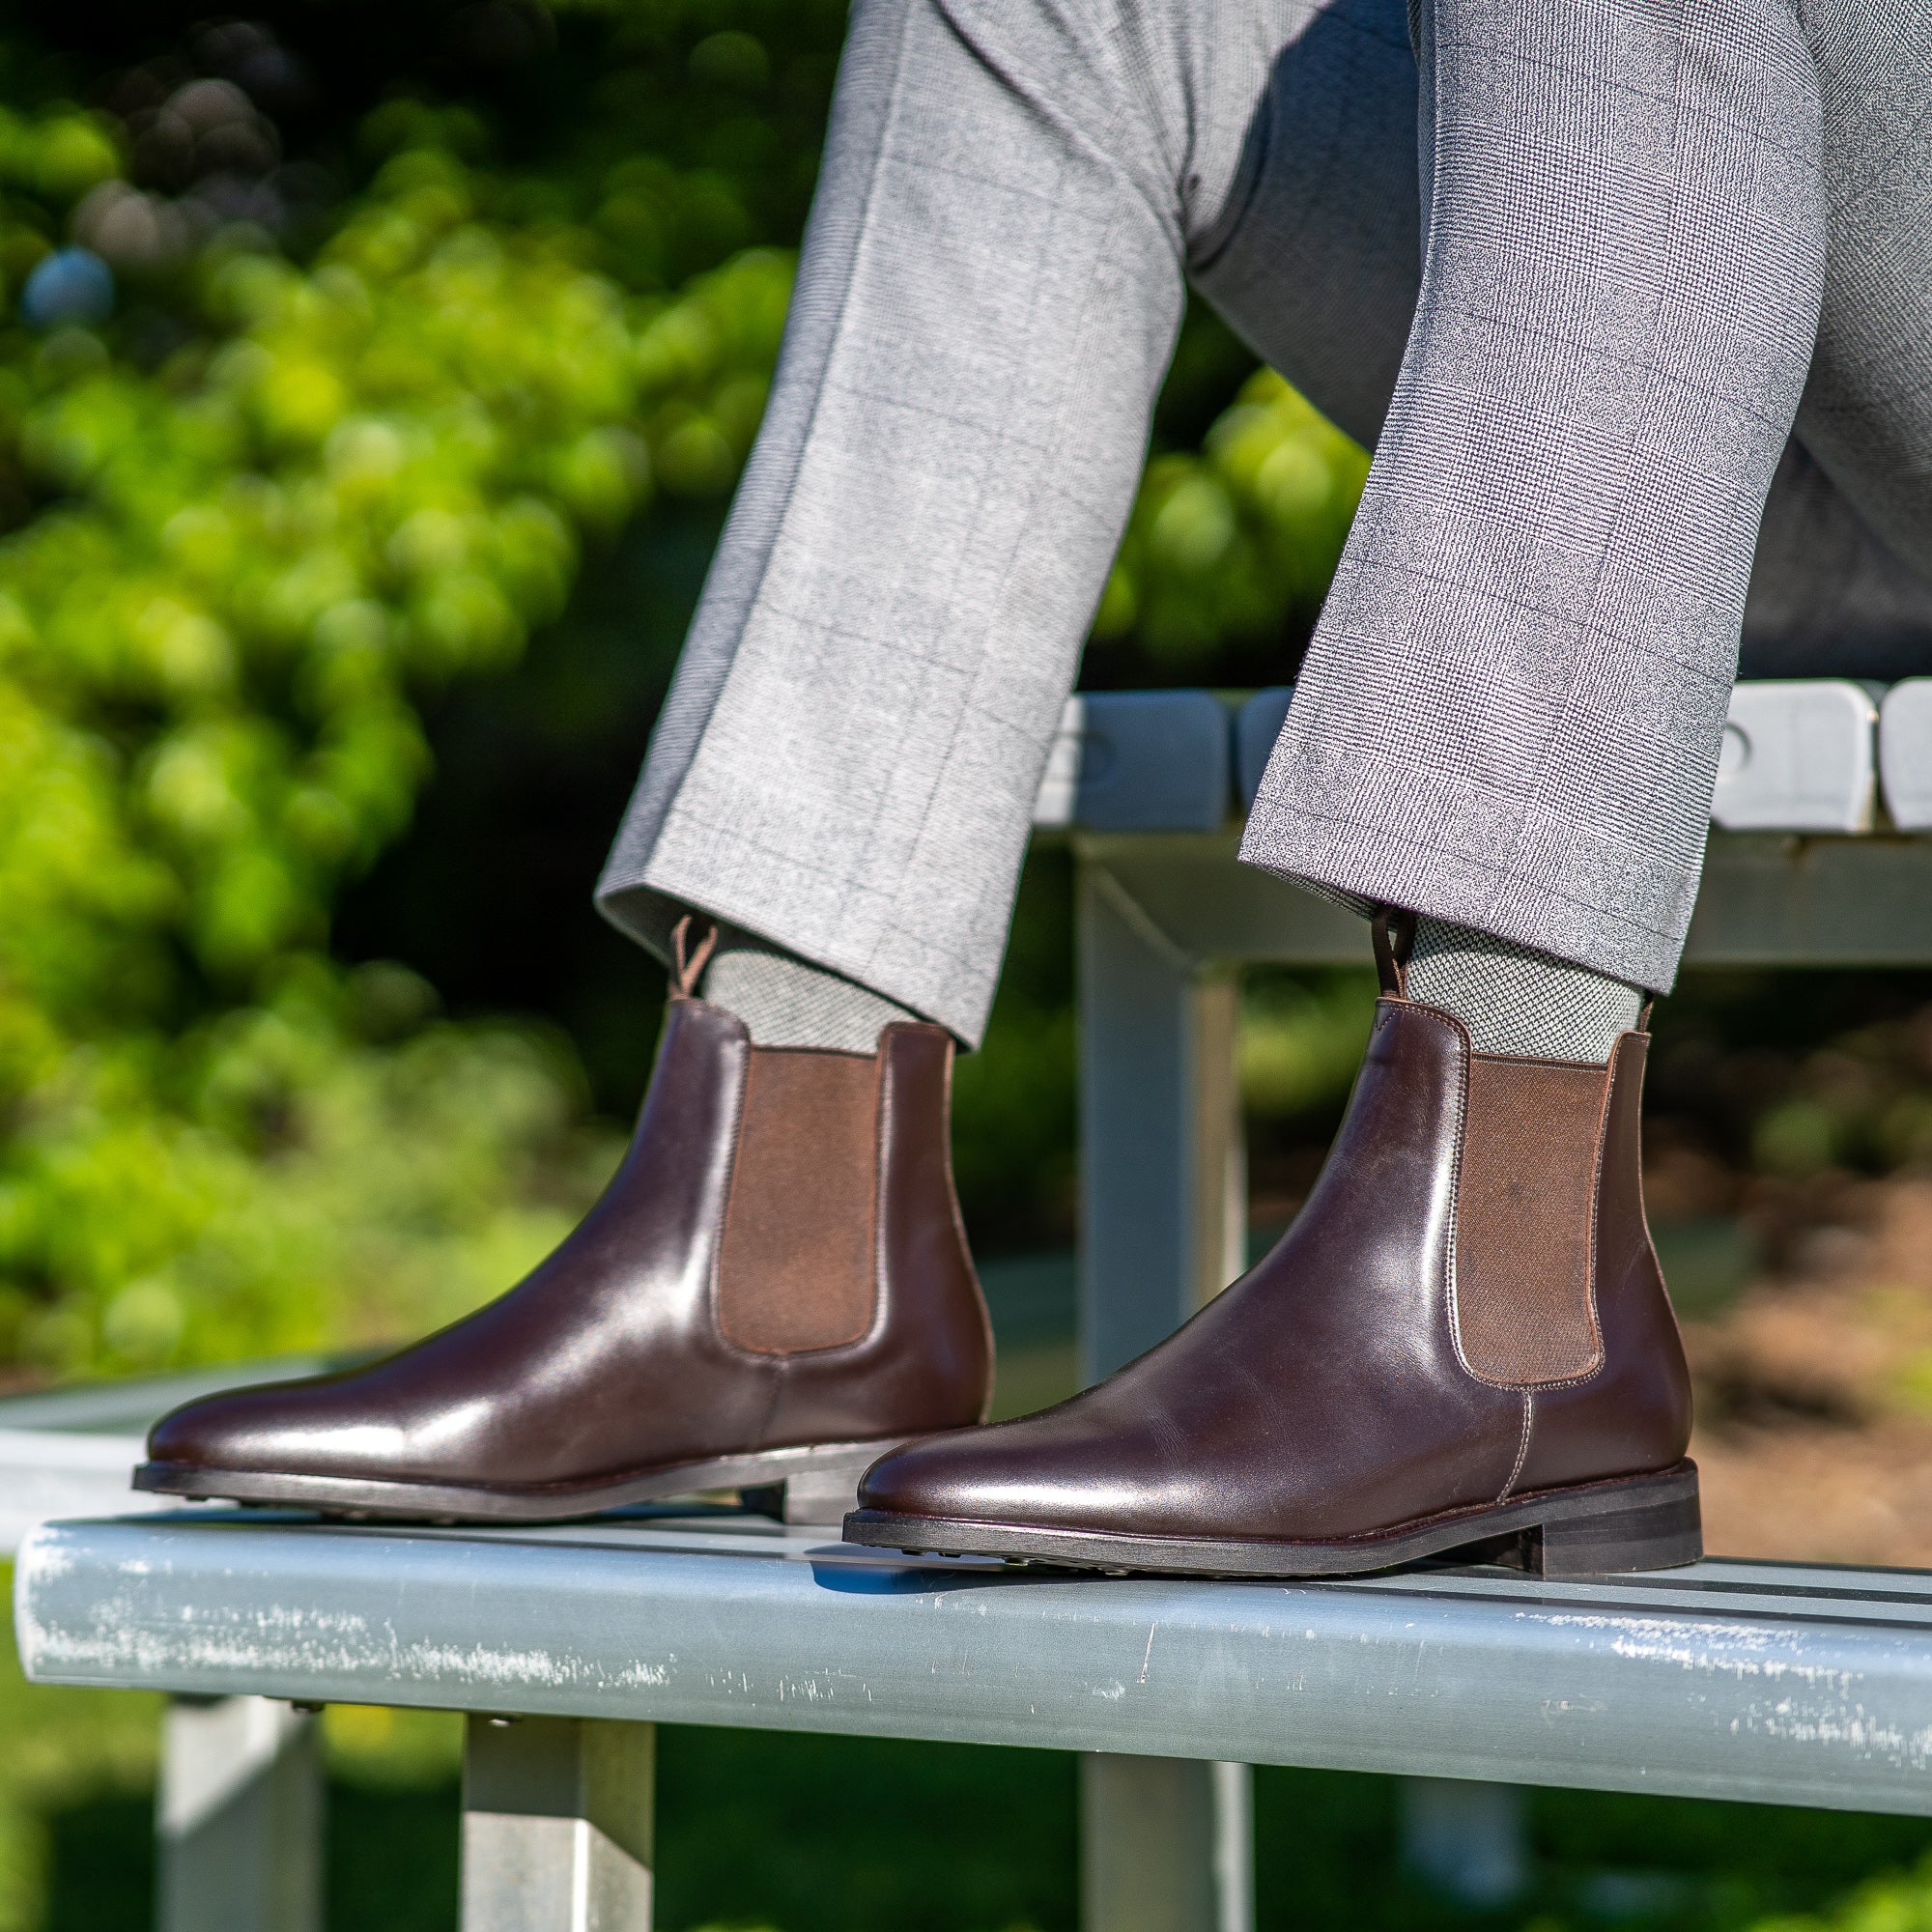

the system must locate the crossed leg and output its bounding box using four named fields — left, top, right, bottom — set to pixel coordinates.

left=601, top=0, right=1932, bottom=1037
